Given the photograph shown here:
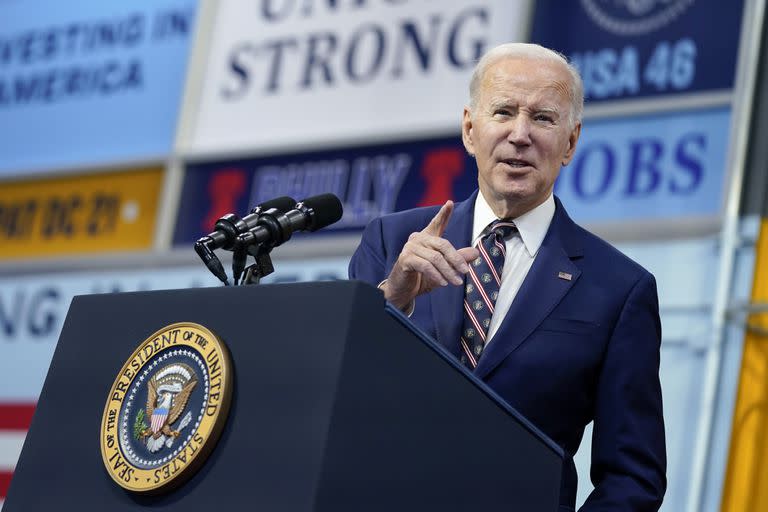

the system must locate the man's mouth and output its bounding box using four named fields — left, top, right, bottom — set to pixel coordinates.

left=501, top=158, right=533, bottom=168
